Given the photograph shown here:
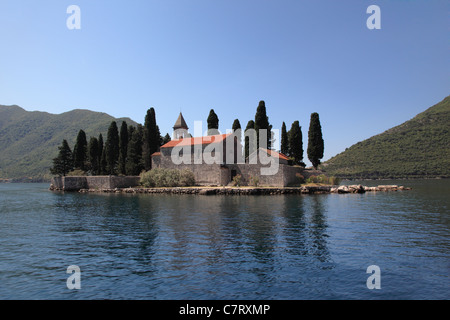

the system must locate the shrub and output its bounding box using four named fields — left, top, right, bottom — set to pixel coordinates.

left=179, top=168, right=196, bottom=187
left=232, top=174, right=242, bottom=187
left=305, top=174, right=340, bottom=185
left=329, top=176, right=341, bottom=185
left=67, top=169, right=87, bottom=176
left=249, top=175, right=259, bottom=187
left=140, top=168, right=196, bottom=187
left=305, top=175, right=318, bottom=184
